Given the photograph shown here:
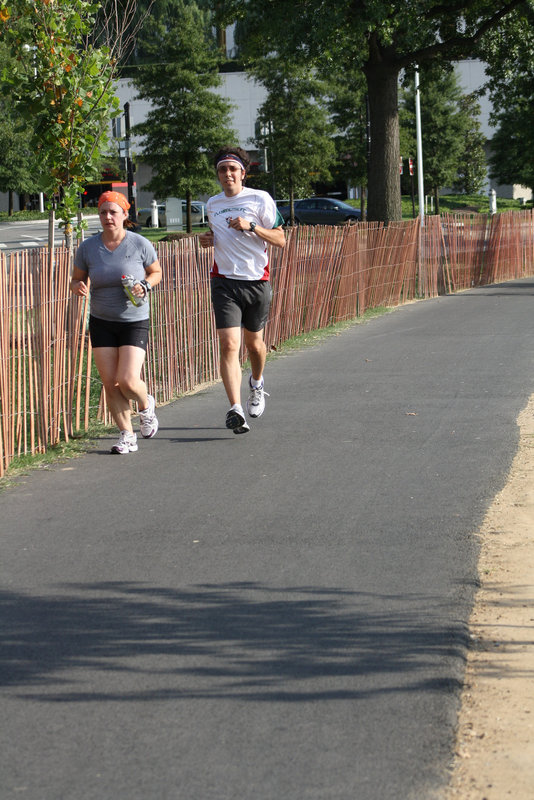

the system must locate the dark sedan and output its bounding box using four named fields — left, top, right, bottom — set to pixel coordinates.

left=277, top=197, right=361, bottom=226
